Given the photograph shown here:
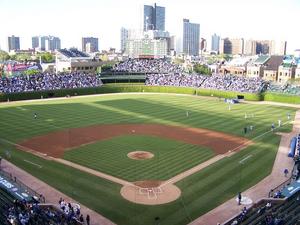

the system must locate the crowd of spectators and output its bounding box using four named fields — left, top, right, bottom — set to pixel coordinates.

left=145, top=73, right=206, bottom=88
left=59, top=198, right=90, bottom=225
left=0, top=72, right=102, bottom=94
left=111, top=59, right=183, bottom=74
left=266, top=83, right=300, bottom=95
left=5, top=198, right=83, bottom=225
left=146, top=73, right=266, bottom=93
